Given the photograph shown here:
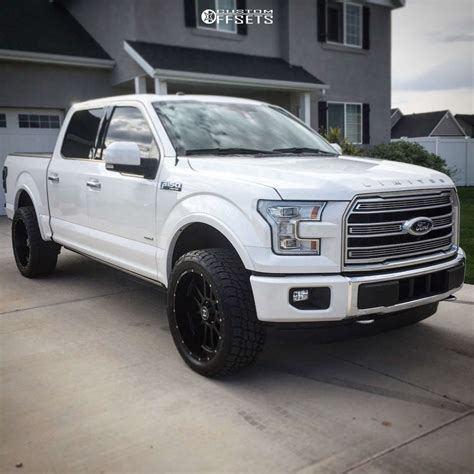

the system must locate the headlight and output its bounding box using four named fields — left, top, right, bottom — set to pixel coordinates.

left=258, top=200, right=327, bottom=255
